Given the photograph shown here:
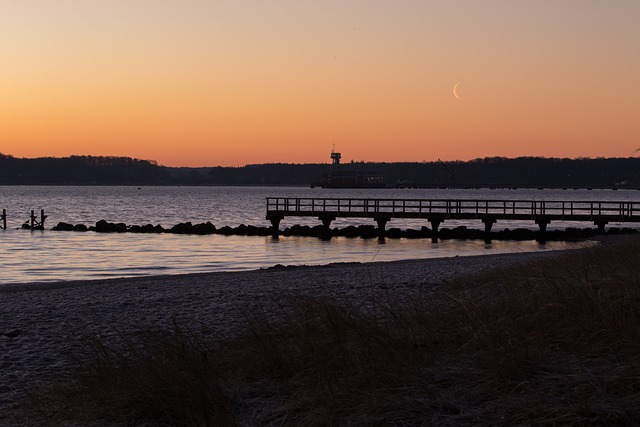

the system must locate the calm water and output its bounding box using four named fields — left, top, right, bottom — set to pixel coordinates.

left=1, top=186, right=638, bottom=284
